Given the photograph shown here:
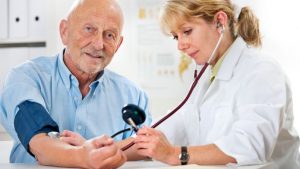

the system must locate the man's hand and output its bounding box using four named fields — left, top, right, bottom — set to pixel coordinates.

left=81, top=135, right=127, bottom=169
left=30, top=133, right=126, bottom=169
left=60, top=131, right=127, bottom=168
